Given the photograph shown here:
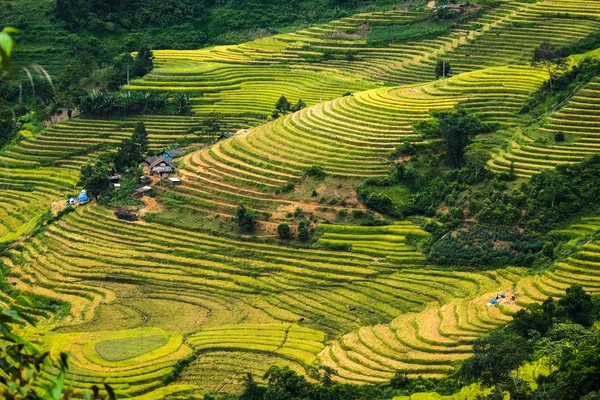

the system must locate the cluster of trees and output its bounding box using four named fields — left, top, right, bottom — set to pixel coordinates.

left=421, top=153, right=600, bottom=267
left=271, top=95, right=306, bottom=119
left=80, top=121, right=148, bottom=198
left=462, top=285, right=600, bottom=399
left=276, top=220, right=312, bottom=241
left=76, top=91, right=168, bottom=118
left=522, top=56, right=600, bottom=116
left=470, top=154, right=600, bottom=231
left=357, top=108, right=497, bottom=218
left=413, top=107, right=498, bottom=169
left=53, top=0, right=393, bottom=45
